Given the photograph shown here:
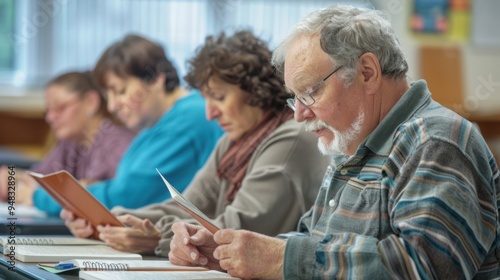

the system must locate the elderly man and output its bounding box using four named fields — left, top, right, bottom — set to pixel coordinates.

left=168, top=5, right=500, bottom=279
